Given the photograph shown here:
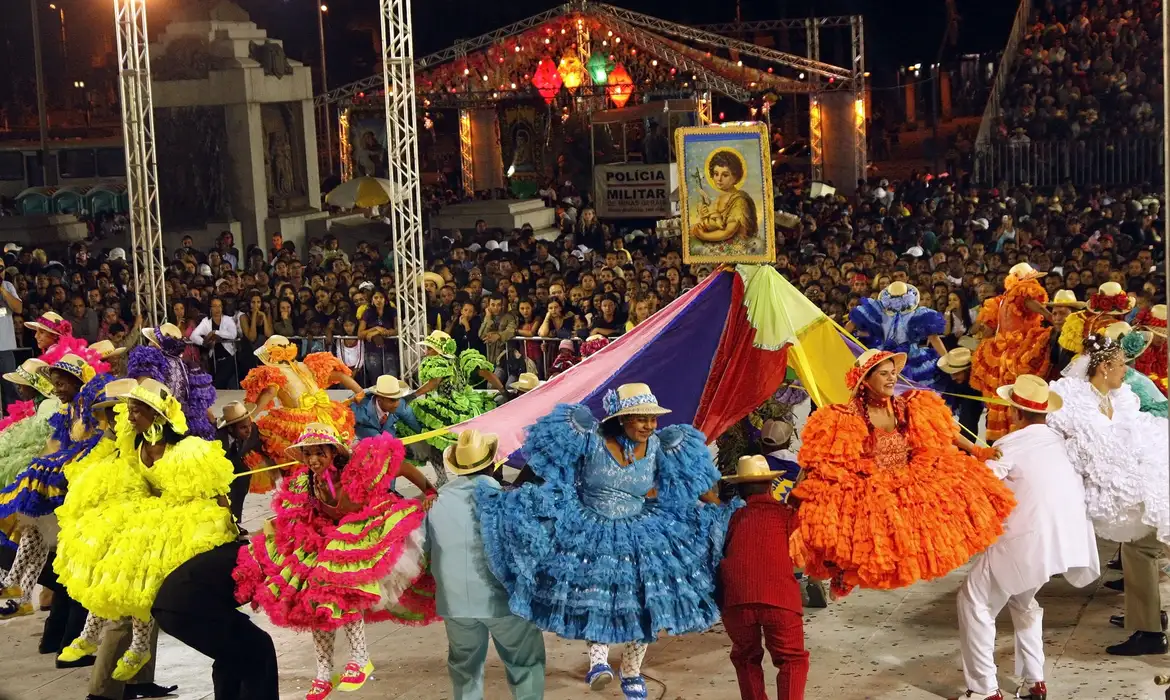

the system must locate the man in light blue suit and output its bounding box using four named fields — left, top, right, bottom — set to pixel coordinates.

left=352, top=374, right=421, bottom=439
left=425, top=430, right=545, bottom=700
